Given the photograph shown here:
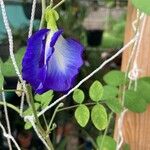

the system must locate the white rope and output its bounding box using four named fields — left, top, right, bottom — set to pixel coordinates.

left=128, top=63, right=139, bottom=81
left=129, top=14, right=147, bottom=82
left=128, top=14, right=146, bottom=91
left=0, top=122, right=21, bottom=150
left=28, top=0, right=37, bottom=38
left=125, top=12, right=143, bottom=90
left=116, top=109, right=128, bottom=150
left=36, top=36, right=136, bottom=117
left=126, top=11, right=143, bottom=81
left=116, top=13, right=147, bottom=150
left=1, top=87, right=12, bottom=150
